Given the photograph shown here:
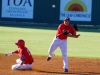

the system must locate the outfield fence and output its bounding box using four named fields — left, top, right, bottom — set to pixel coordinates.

left=0, top=0, right=100, bottom=28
